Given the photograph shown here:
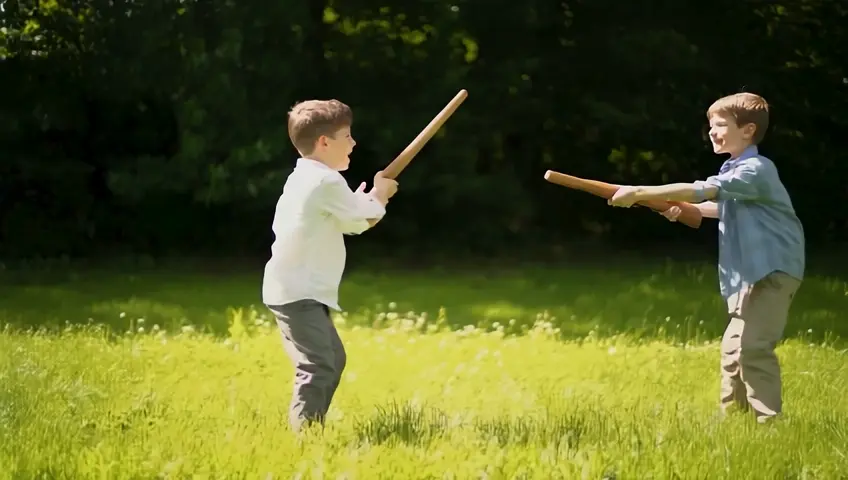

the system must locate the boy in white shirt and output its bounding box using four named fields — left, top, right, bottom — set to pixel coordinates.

left=262, top=99, right=398, bottom=432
